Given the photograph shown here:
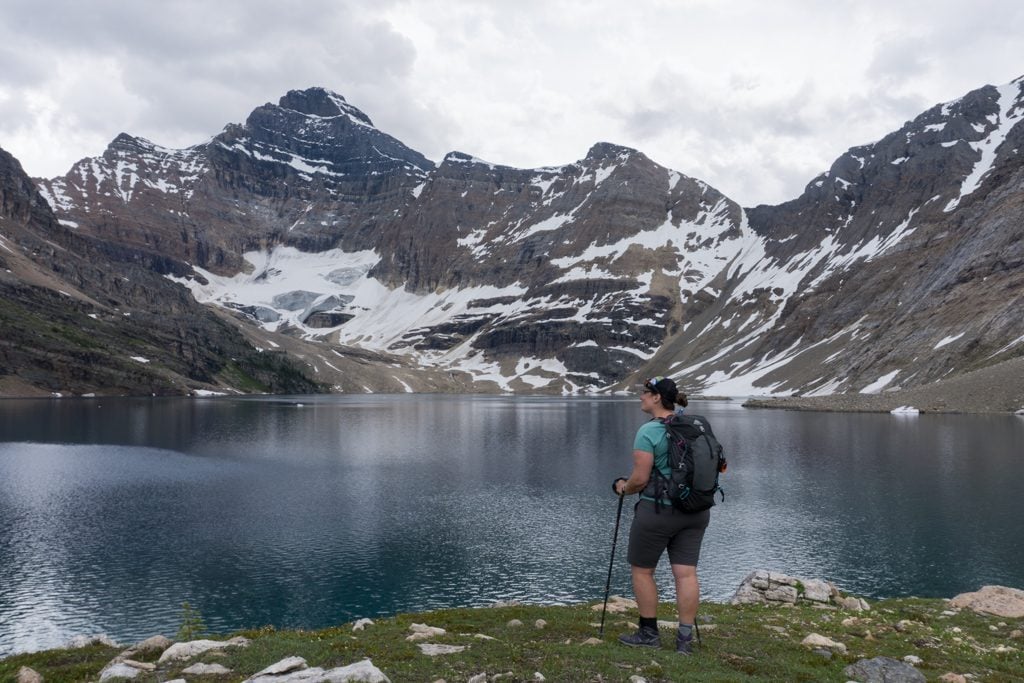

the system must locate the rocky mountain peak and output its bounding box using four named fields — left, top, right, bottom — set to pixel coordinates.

left=277, top=87, right=374, bottom=126
left=585, top=141, right=640, bottom=164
